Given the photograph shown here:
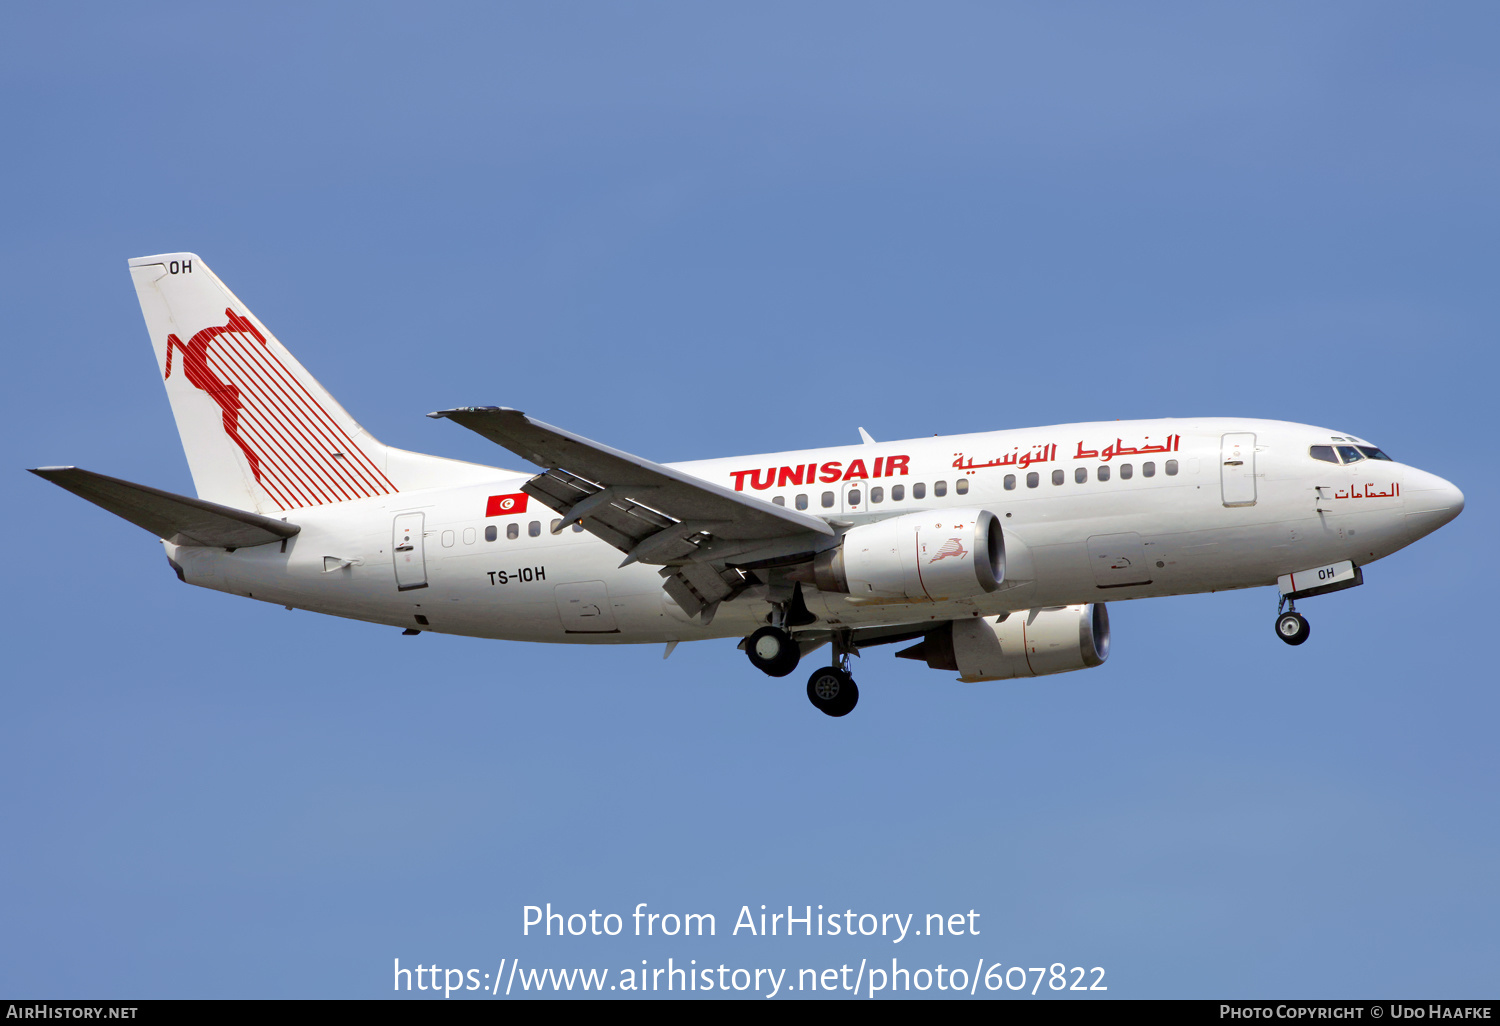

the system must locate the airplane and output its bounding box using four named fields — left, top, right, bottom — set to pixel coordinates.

left=29, top=253, right=1465, bottom=717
